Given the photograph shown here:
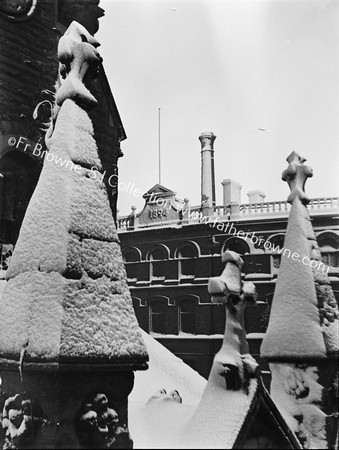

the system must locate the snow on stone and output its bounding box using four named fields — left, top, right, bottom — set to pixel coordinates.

left=269, top=363, right=327, bottom=449
left=129, top=330, right=206, bottom=449
left=182, top=378, right=258, bottom=449
left=0, top=98, right=147, bottom=364
left=261, top=197, right=327, bottom=359
left=6, top=107, right=73, bottom=279
left=130, top=330, right=206, bottom=405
